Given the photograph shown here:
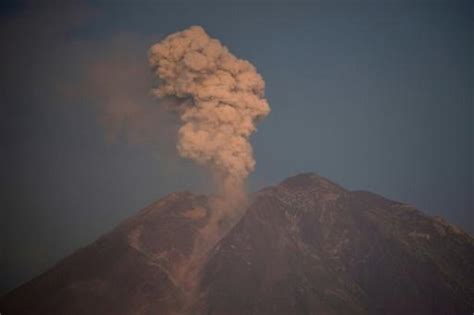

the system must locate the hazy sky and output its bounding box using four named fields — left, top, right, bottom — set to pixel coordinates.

left=1, top=0, right=472, bottom=294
